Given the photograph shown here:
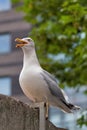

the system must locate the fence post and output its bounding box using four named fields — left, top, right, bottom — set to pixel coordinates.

left=0, top=94, right=68, bottom=130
